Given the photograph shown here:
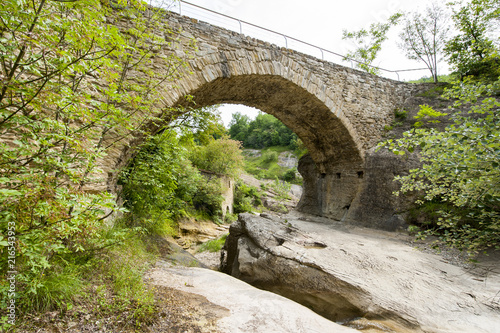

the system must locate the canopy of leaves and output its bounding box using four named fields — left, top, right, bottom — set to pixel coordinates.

left=119, top=130, right=202, bottom=234
left=0, top=0, right=193, bottom=314
left=189, top=136, right=244, bottom=178
left=445, top=0, right=500, bottom=81
left=228, top=112, right=299, bottom=149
